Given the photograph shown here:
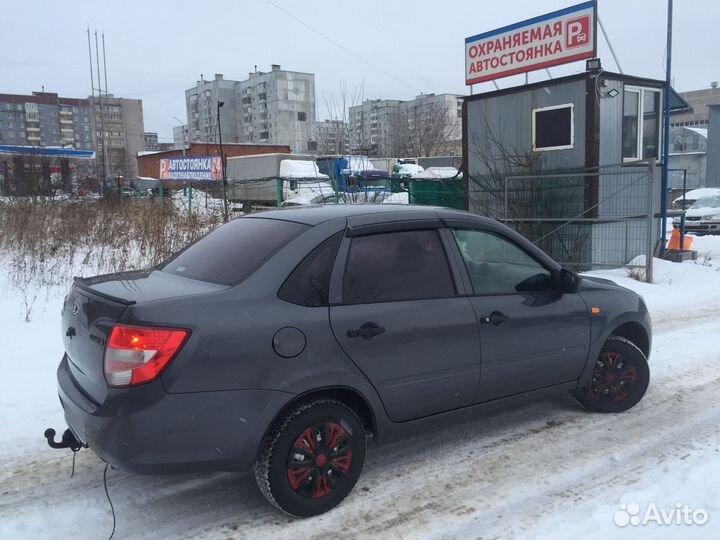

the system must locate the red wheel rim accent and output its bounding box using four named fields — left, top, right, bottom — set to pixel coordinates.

left=287, top=422, right=353, bottom=499
left=588, top=351, right=638, bottom=402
